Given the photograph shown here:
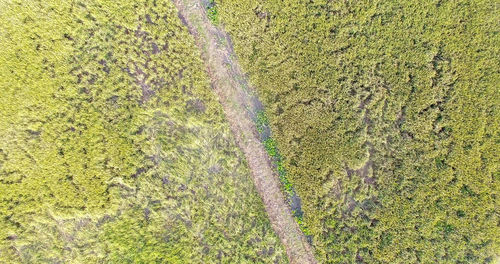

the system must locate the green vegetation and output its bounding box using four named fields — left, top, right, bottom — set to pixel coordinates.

left=0, top=0, right=287, bottom=263
left=206, top=0, right=219, bottom=25
left=254, top=110, right=310, bottom=236
left=216, top=0, right=500, bottom=263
